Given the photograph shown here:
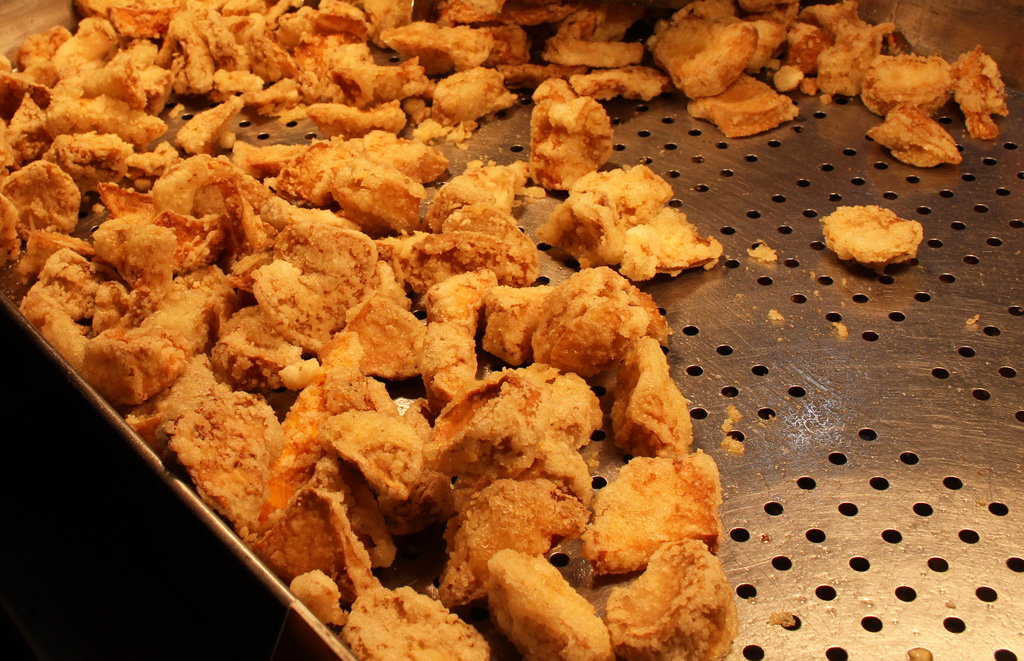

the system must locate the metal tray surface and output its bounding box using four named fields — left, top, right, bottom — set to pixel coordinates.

left=2, top=4, right=1023, bottom=661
